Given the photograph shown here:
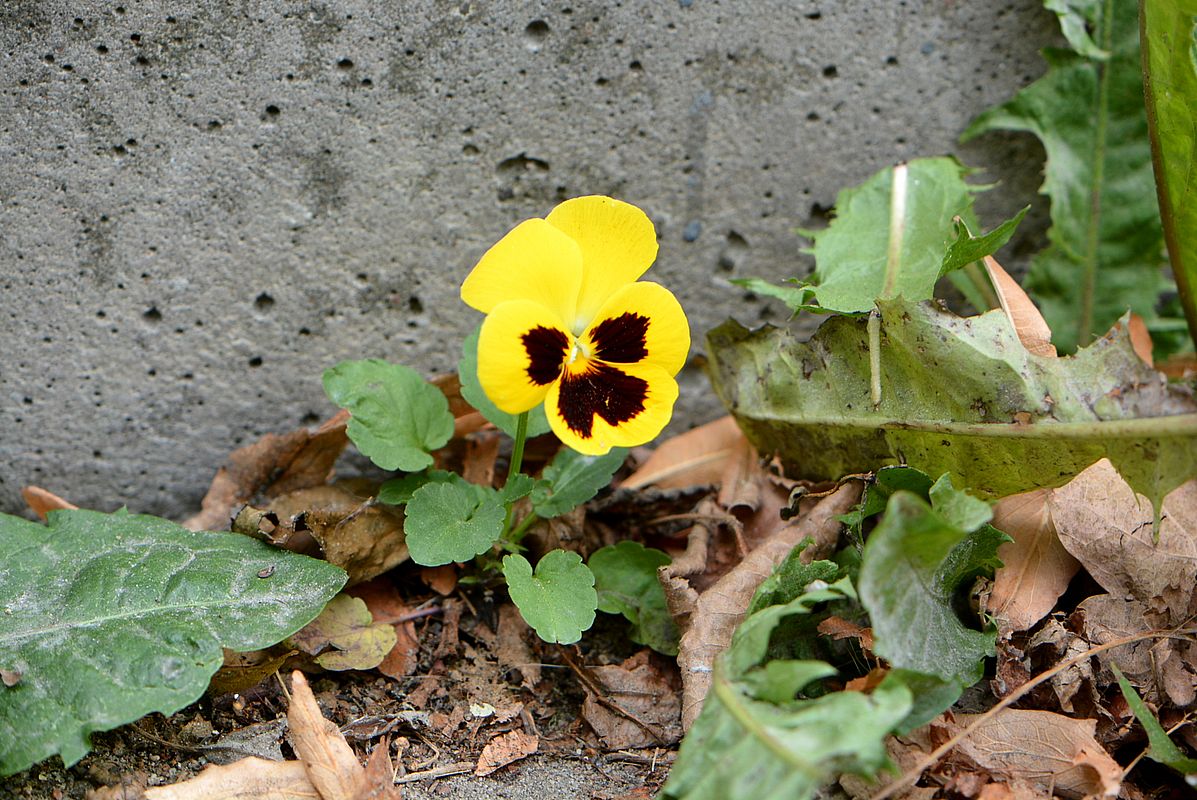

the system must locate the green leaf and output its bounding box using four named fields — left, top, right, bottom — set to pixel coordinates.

left=963, top=1, right=1171, bottom=352
left=730, top=277, right=811, bottom=313
left=938, top=206, right=1029, bottom=278
left=663, top=570, right=908, bottom=800
left=287, top=594, right=397, bottom=671
left=0, top=509, right=346, bottom=776
left=458, top=327, right=552, bottom=438
left=746, top=542, right=841, bottom=616
left=707, top=297, right=1197, bottom=515
left=530, top=447, right=628, bottom=518
left=498, top=473, right=538, bottom=504
left=503, top=551, right=597, bottom=644
left=1113, top=664, right=1197, bottom=777
left=589, top=541, right=680, bottom=655
left=839, top=466, right=936, bottom=533
left=1141, top=0, right=1197, bottom=352
left=858, top=492, right=1007, bottom=686
left=404, top=479, right=505, bottom=566
left=377, top=469, right=456, bottom=506
left=323, top=359, right=455, bottom=472
left=927, top=473, right=993, bottom=532
left=878, top=668, right=967, bottom=735
left=799, top=157, right=989, bottom=314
